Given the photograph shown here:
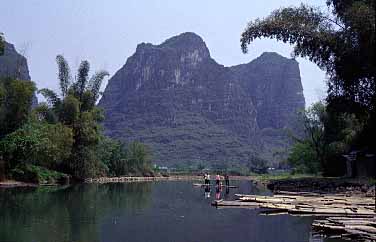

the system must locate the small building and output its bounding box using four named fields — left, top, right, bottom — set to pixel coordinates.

left=343, top=151, right=376, bottom=178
